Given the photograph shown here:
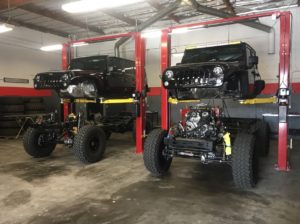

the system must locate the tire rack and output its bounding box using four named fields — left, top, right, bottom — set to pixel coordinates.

left=160, top=11, right=292, bottom=171
left=61, top=32, right=146, bottom=153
